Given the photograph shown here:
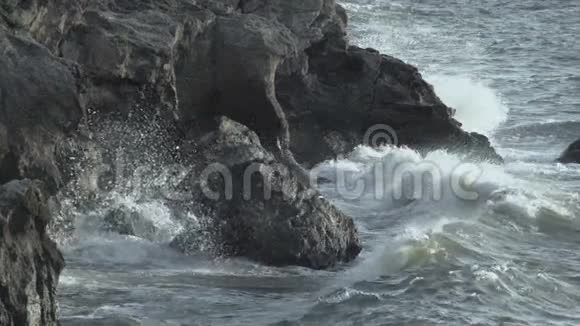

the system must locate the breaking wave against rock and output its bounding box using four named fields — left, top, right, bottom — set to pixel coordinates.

left=426, top=75, right=509, bottom=135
